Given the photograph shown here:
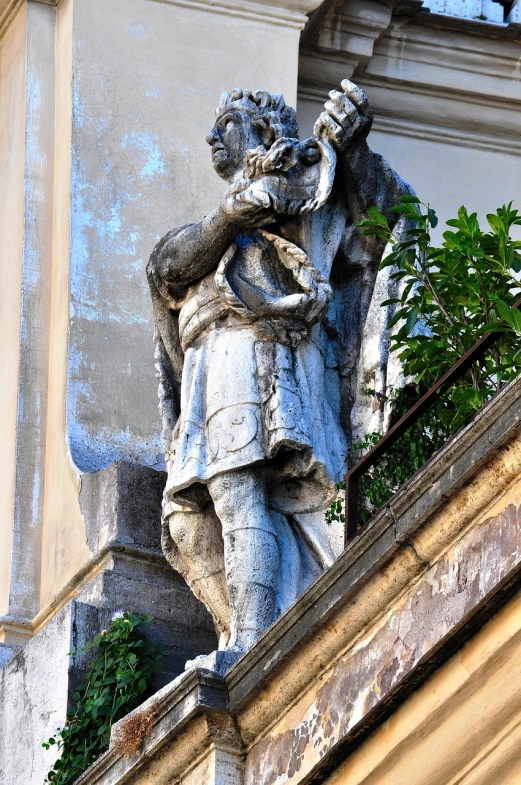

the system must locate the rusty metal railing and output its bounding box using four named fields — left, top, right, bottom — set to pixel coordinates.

left=344, top=296, right=521, bottom=546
